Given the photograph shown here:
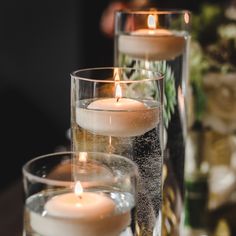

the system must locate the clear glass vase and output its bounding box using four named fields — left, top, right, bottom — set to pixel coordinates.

left=71, top=67, right=164, bottom=235
left=114, top=9, right=191, bottom=236
left=22, top=151, right=139, bottom=236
